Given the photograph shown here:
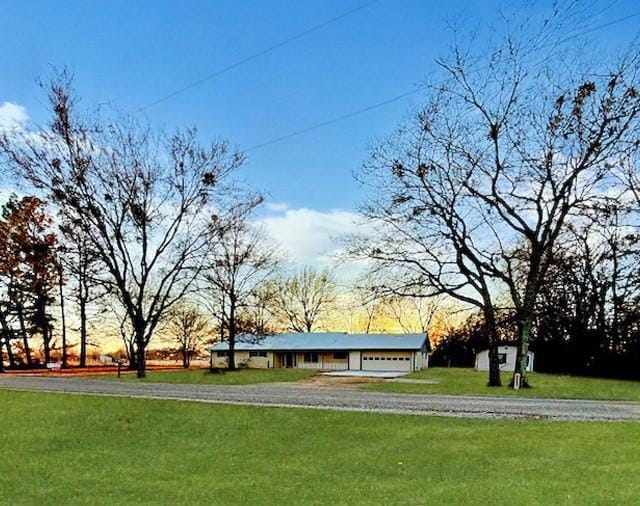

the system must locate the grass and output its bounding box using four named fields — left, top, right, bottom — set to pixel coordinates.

left=100, top=367, right=316, bottom=385
left=95, top=366, right=640, bottom=401
left=1, top=390, right=640, bottom=505
left=366, top=367, right=640, bottom=401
